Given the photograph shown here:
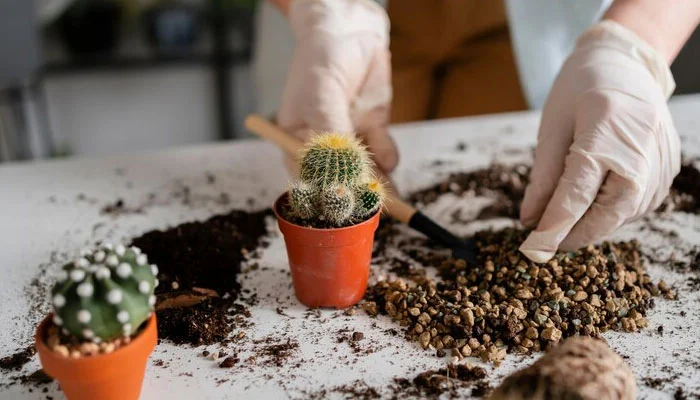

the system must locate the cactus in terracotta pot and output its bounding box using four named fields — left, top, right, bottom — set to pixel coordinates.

left=50, top=244, right=158, bottom=342
left=288, top=133, right=385, bottom=227
left=36, top=243, right=160, bottom=400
